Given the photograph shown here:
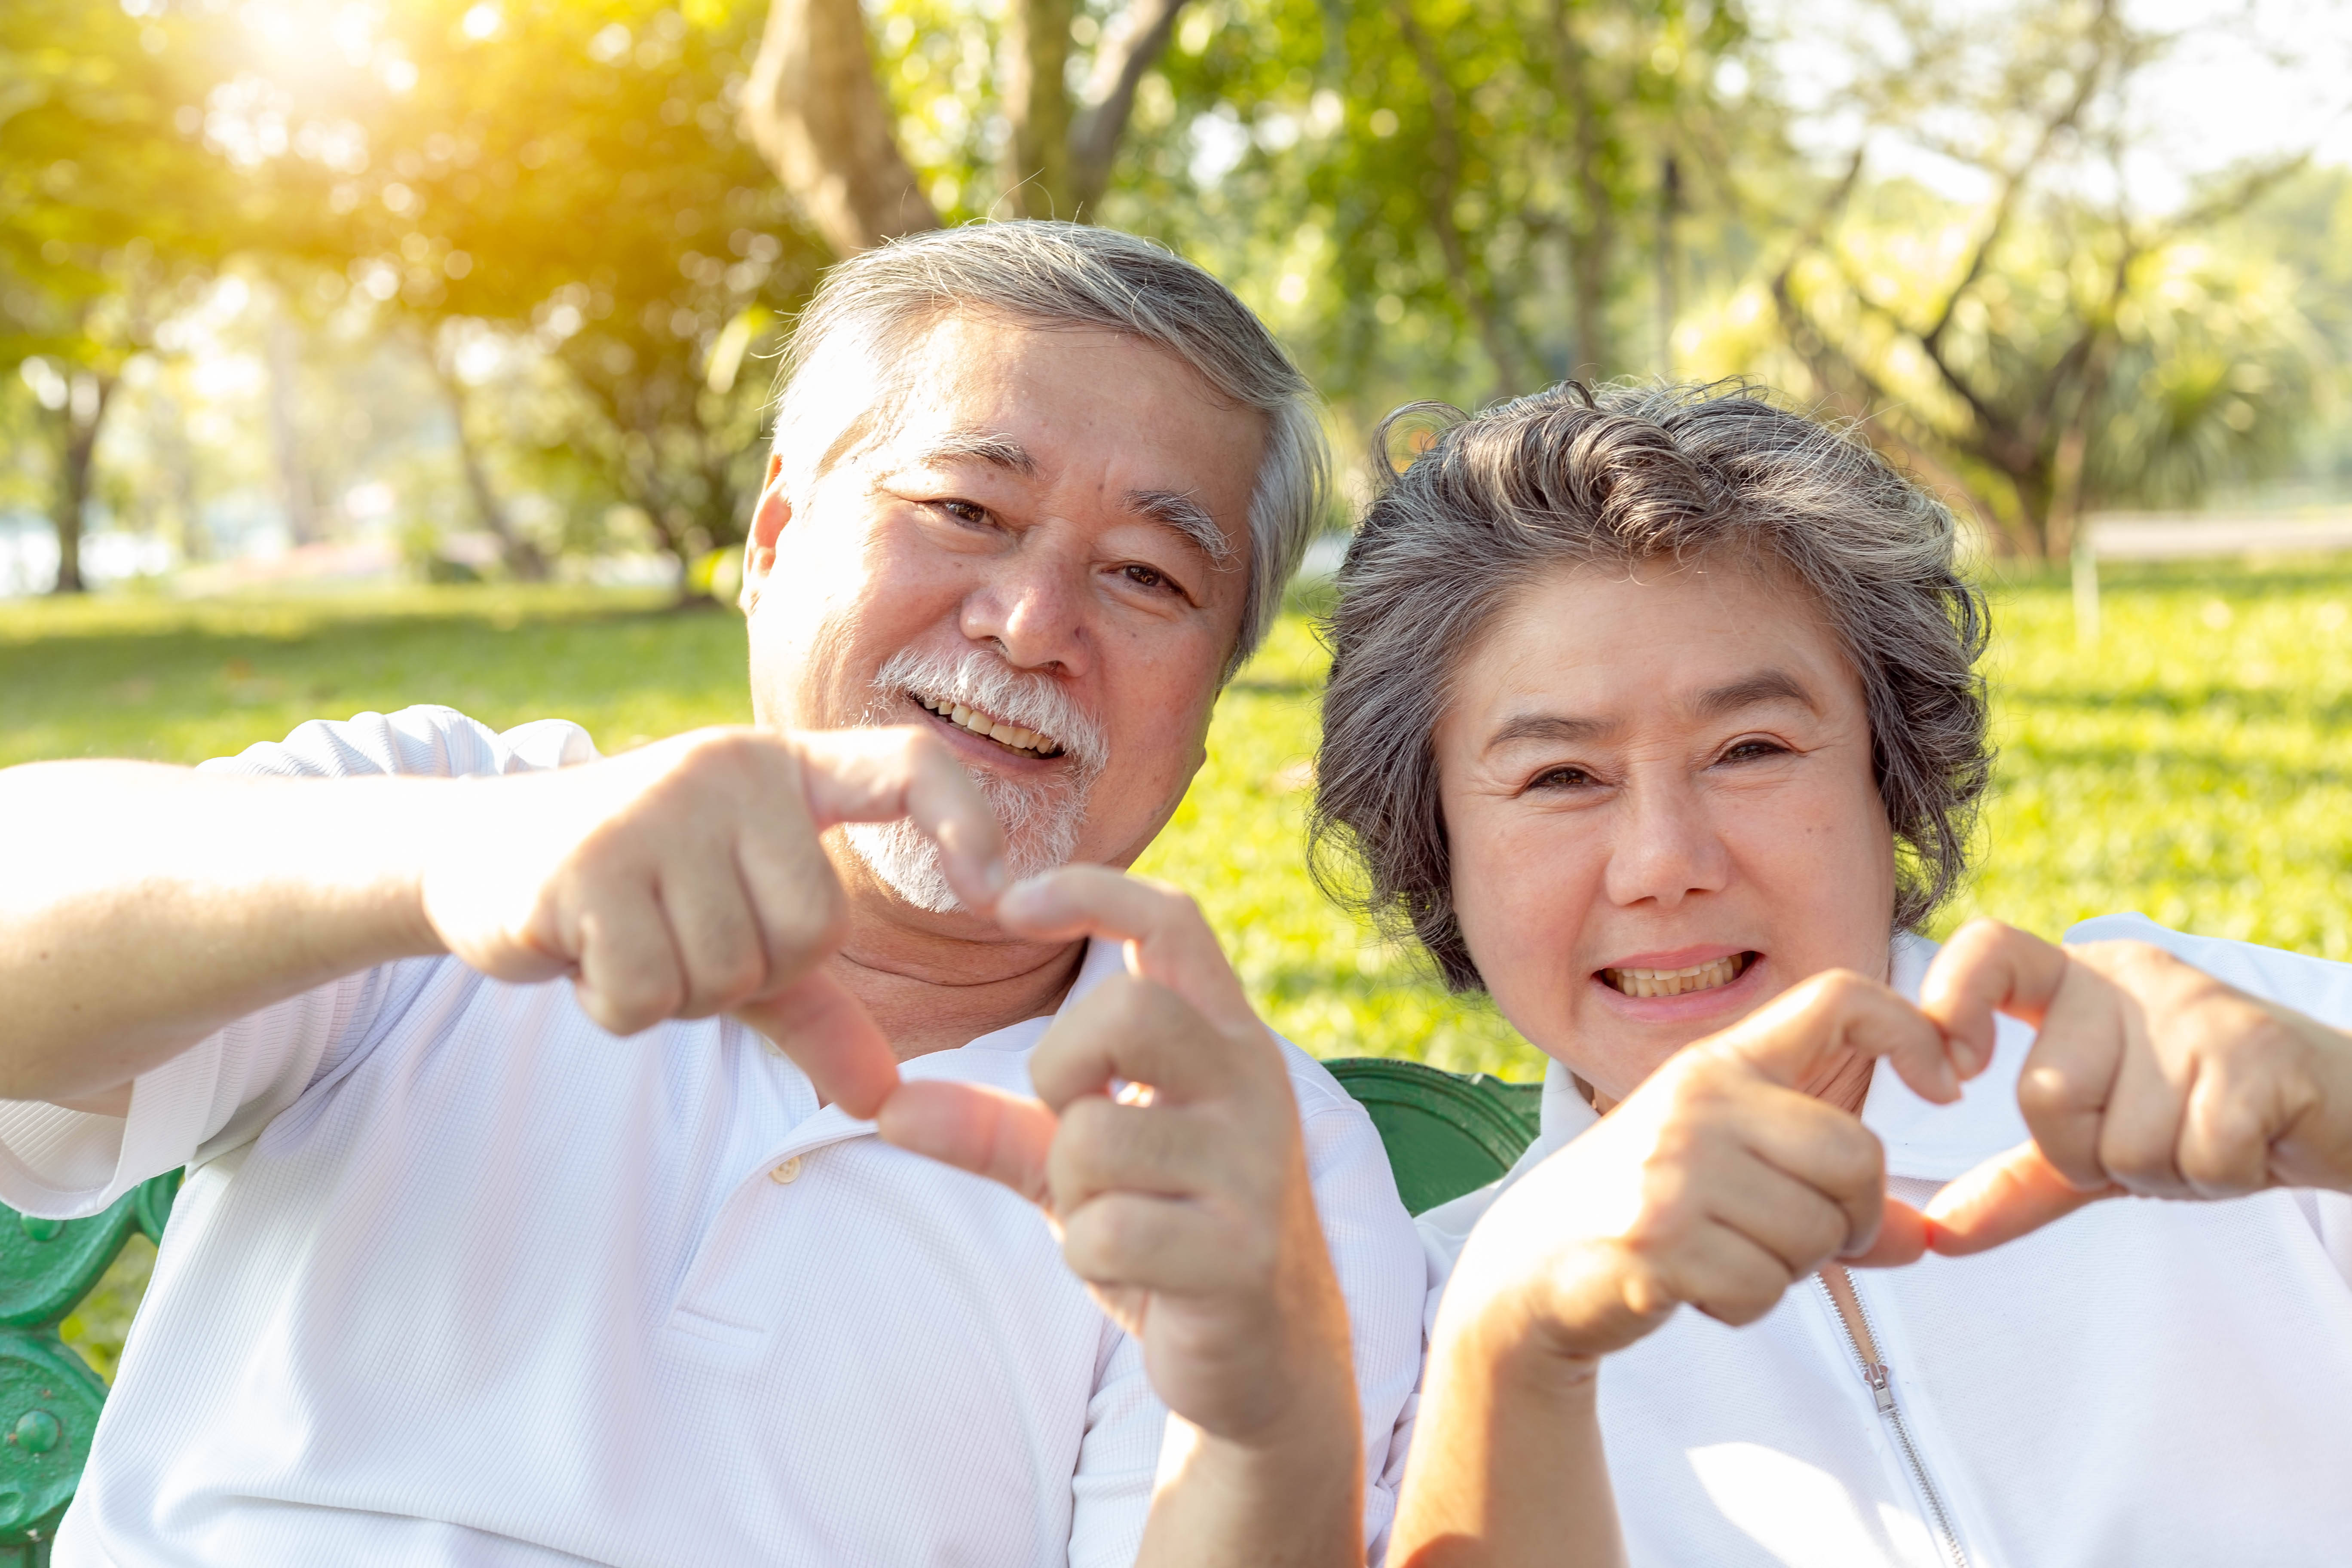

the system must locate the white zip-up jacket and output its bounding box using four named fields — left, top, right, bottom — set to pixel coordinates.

left=1417, top=915, right=2352, bottom=1568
